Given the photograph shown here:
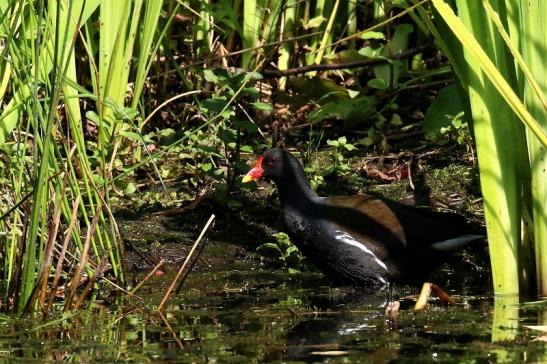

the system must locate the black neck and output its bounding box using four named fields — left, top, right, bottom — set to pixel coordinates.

left=273, top=154, right=318, bottom=210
